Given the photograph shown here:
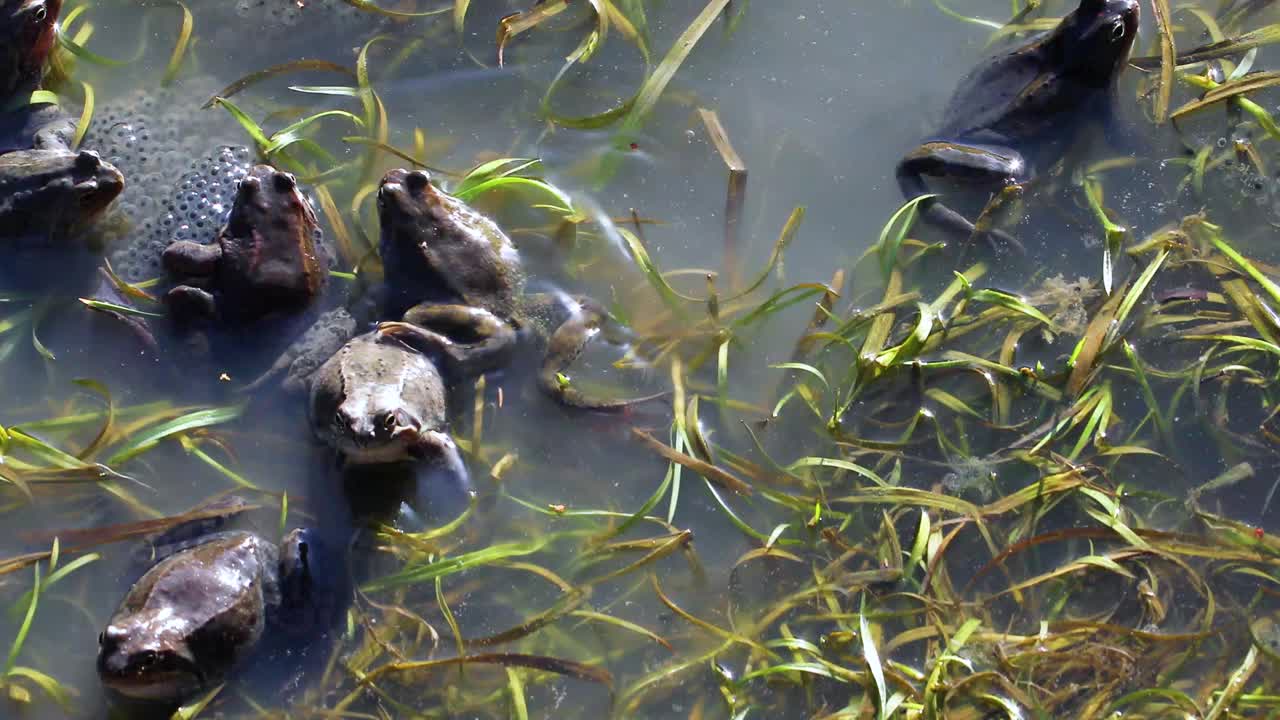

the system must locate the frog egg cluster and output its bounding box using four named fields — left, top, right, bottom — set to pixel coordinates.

left=82, top=86, right=239, bottom=230
left=229, top=0, right=376, bottom=31
left=108, top=146, right=254, bottom=283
